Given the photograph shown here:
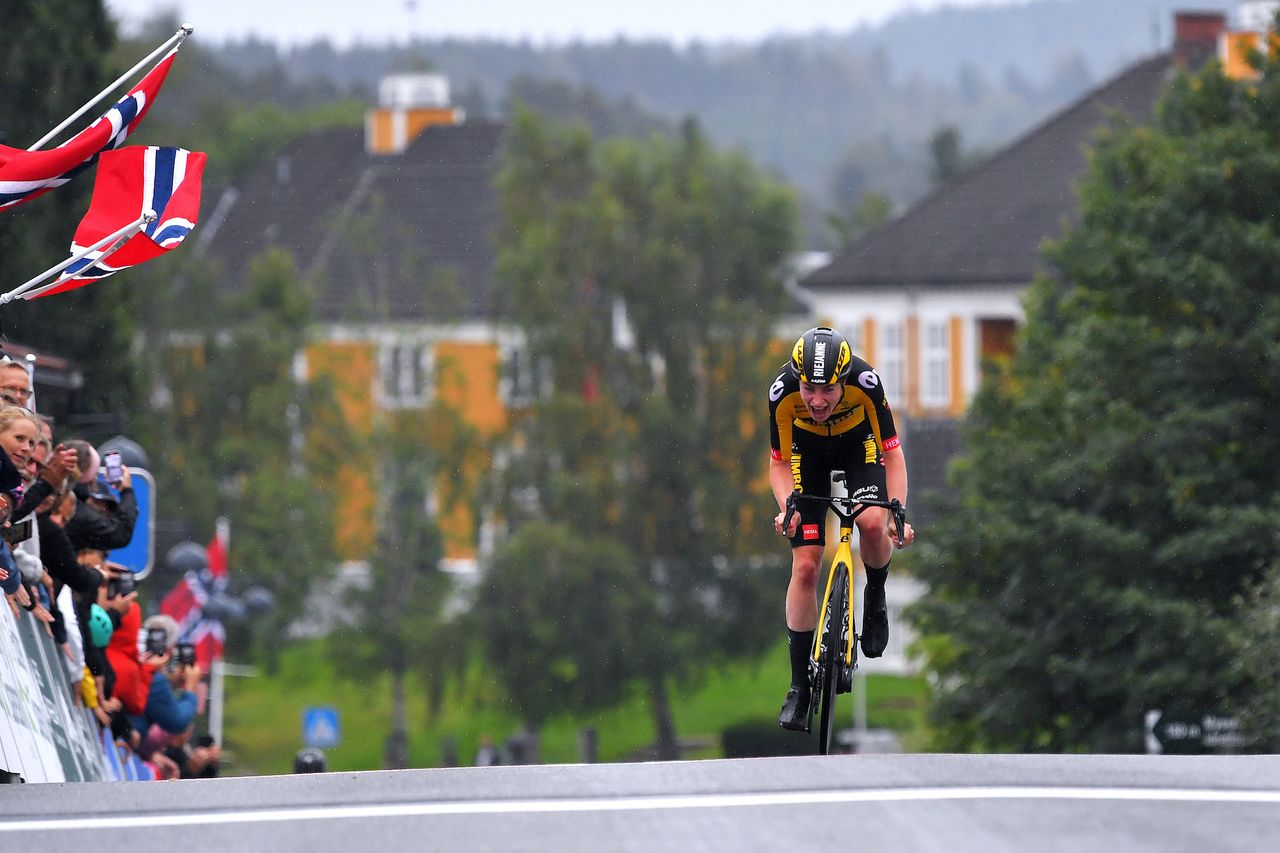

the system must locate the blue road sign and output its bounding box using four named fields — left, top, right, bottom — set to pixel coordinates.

left=302, top=706, right=341, bottom=749
left=109, top=468, right=156, bottom=579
